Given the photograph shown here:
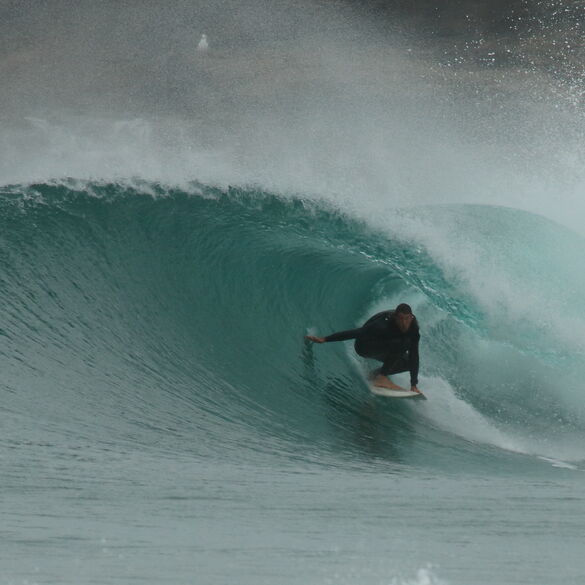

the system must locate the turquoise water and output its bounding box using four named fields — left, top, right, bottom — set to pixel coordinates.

left=2, top=181, right=585, bottom=584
